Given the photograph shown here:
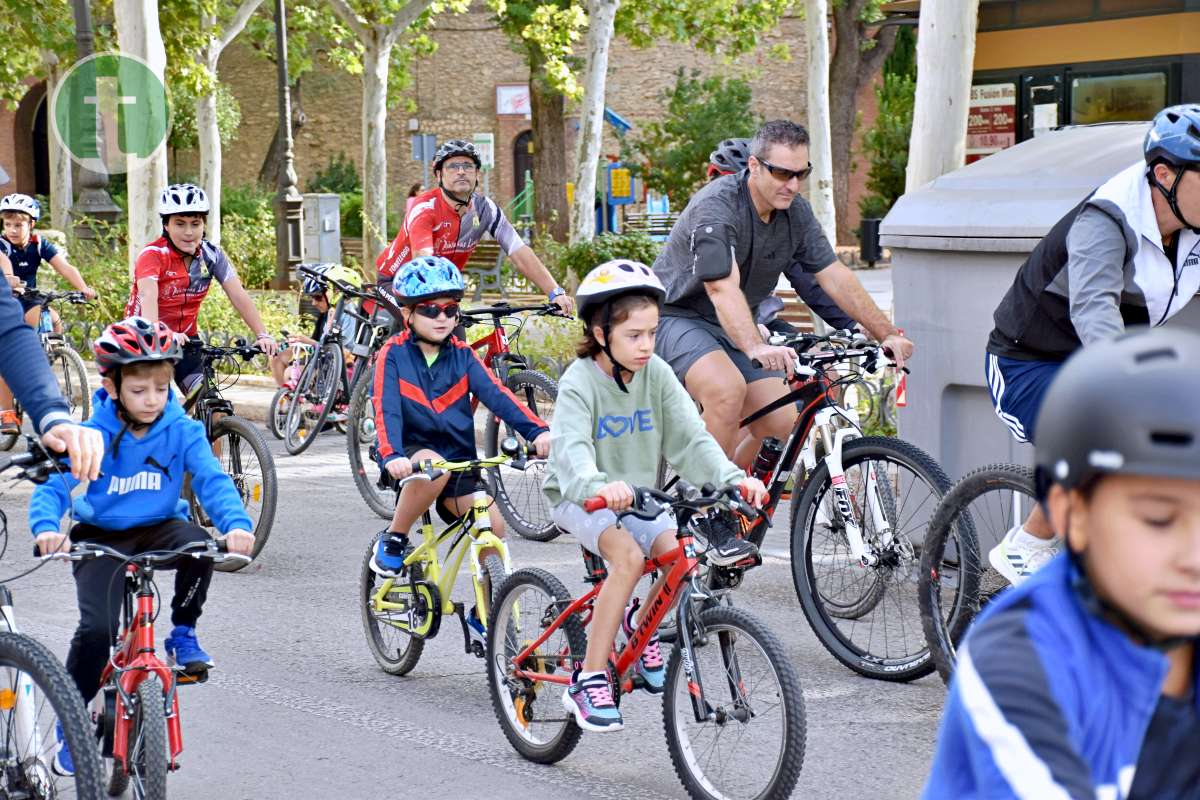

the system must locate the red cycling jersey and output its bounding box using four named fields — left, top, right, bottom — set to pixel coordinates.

left=125, top=236, right=237, bottom=337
